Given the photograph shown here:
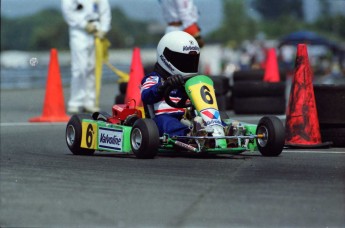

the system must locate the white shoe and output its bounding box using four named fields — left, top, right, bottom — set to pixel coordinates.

left=84, top=106, right=100, bottom=113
